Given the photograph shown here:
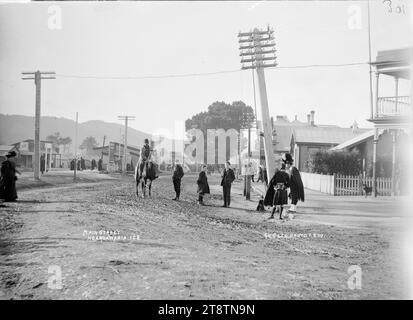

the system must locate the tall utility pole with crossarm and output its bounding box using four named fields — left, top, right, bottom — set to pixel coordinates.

left=22, top=71, right=56, bottom=180
left=118, top=115, right=136, bottom=173
left=238, top=26, right=277, bottom=180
